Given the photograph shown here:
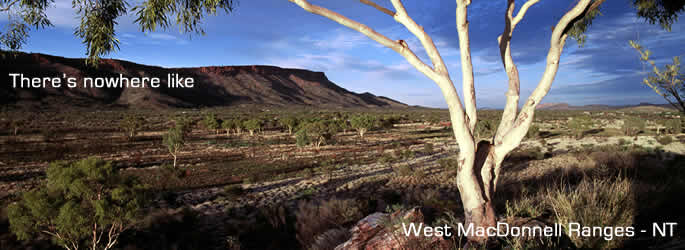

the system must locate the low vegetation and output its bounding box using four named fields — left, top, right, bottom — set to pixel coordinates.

left=1, top=107, right=684, bottom=249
